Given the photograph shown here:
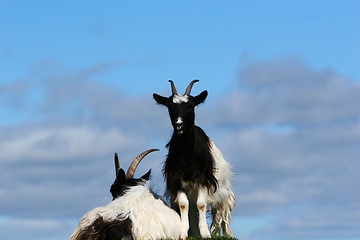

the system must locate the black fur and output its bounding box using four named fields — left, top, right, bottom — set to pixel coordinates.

left=110, top=168, right=151, bottom=200
left=153, top=90, right=208, bottom=136
left=164, top=125, right=218, bottom=197
left=153, top=83, right=218, bottom=198
left=75, top=215, right=133, bottom=240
